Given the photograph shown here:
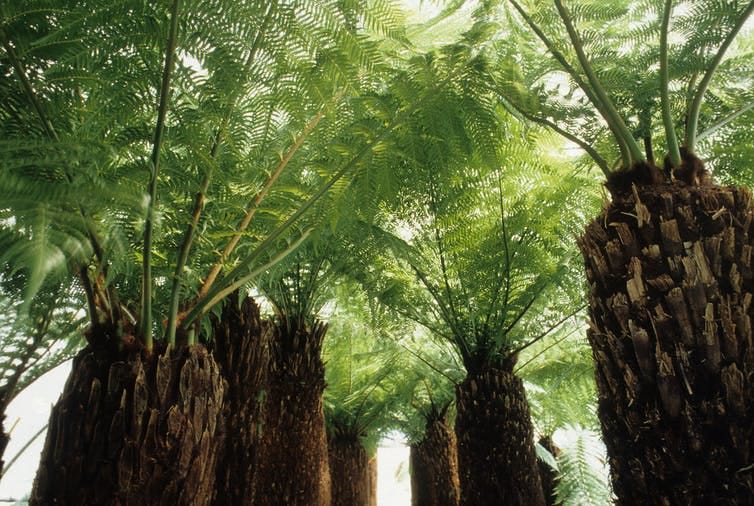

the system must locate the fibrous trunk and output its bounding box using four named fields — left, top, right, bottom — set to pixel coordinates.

left=31, top=339, right=224, bottom=505
left=211, top=294, right=270, bottom=505
left=252, top=317, right=330, bottom=505
left=328, top=434, right=369, bottom=506
left=410, top=416, right=460, bottom=506
left=455, top=366, right=545, bottom=506
left=580, top=176, right=754, bottom=504
left=367, top=454, right=378, bottom=506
